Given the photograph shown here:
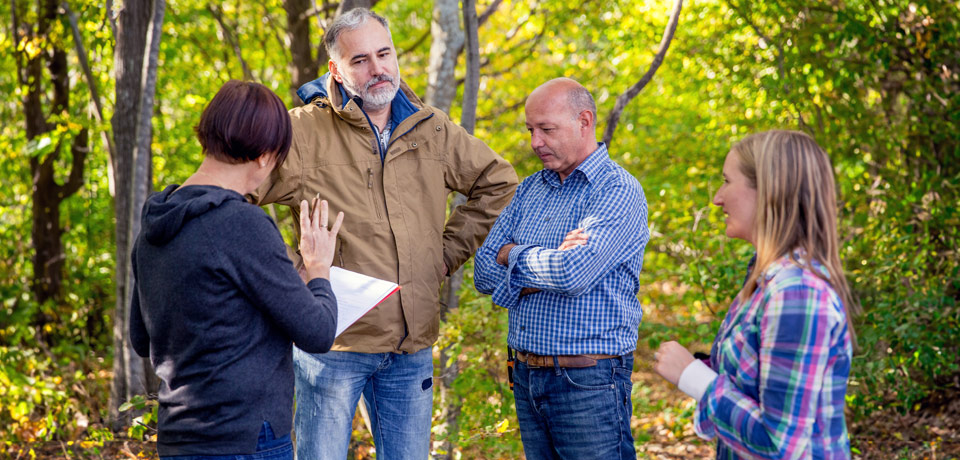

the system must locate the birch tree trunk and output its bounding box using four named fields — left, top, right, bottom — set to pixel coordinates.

left=108, top=0, right=165, bottom=431
left=433, top=0, right=481, bottom=457
left=424, top=0, right=463, bottom=114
